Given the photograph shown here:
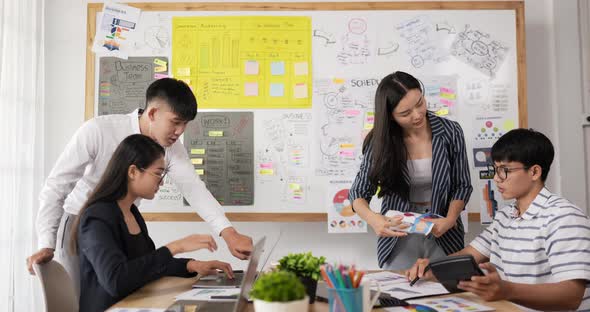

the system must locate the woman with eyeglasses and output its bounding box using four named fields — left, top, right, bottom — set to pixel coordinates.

left=349, top=71, right=473, bottom=270
left=70, top=134, right=233, bottom=312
